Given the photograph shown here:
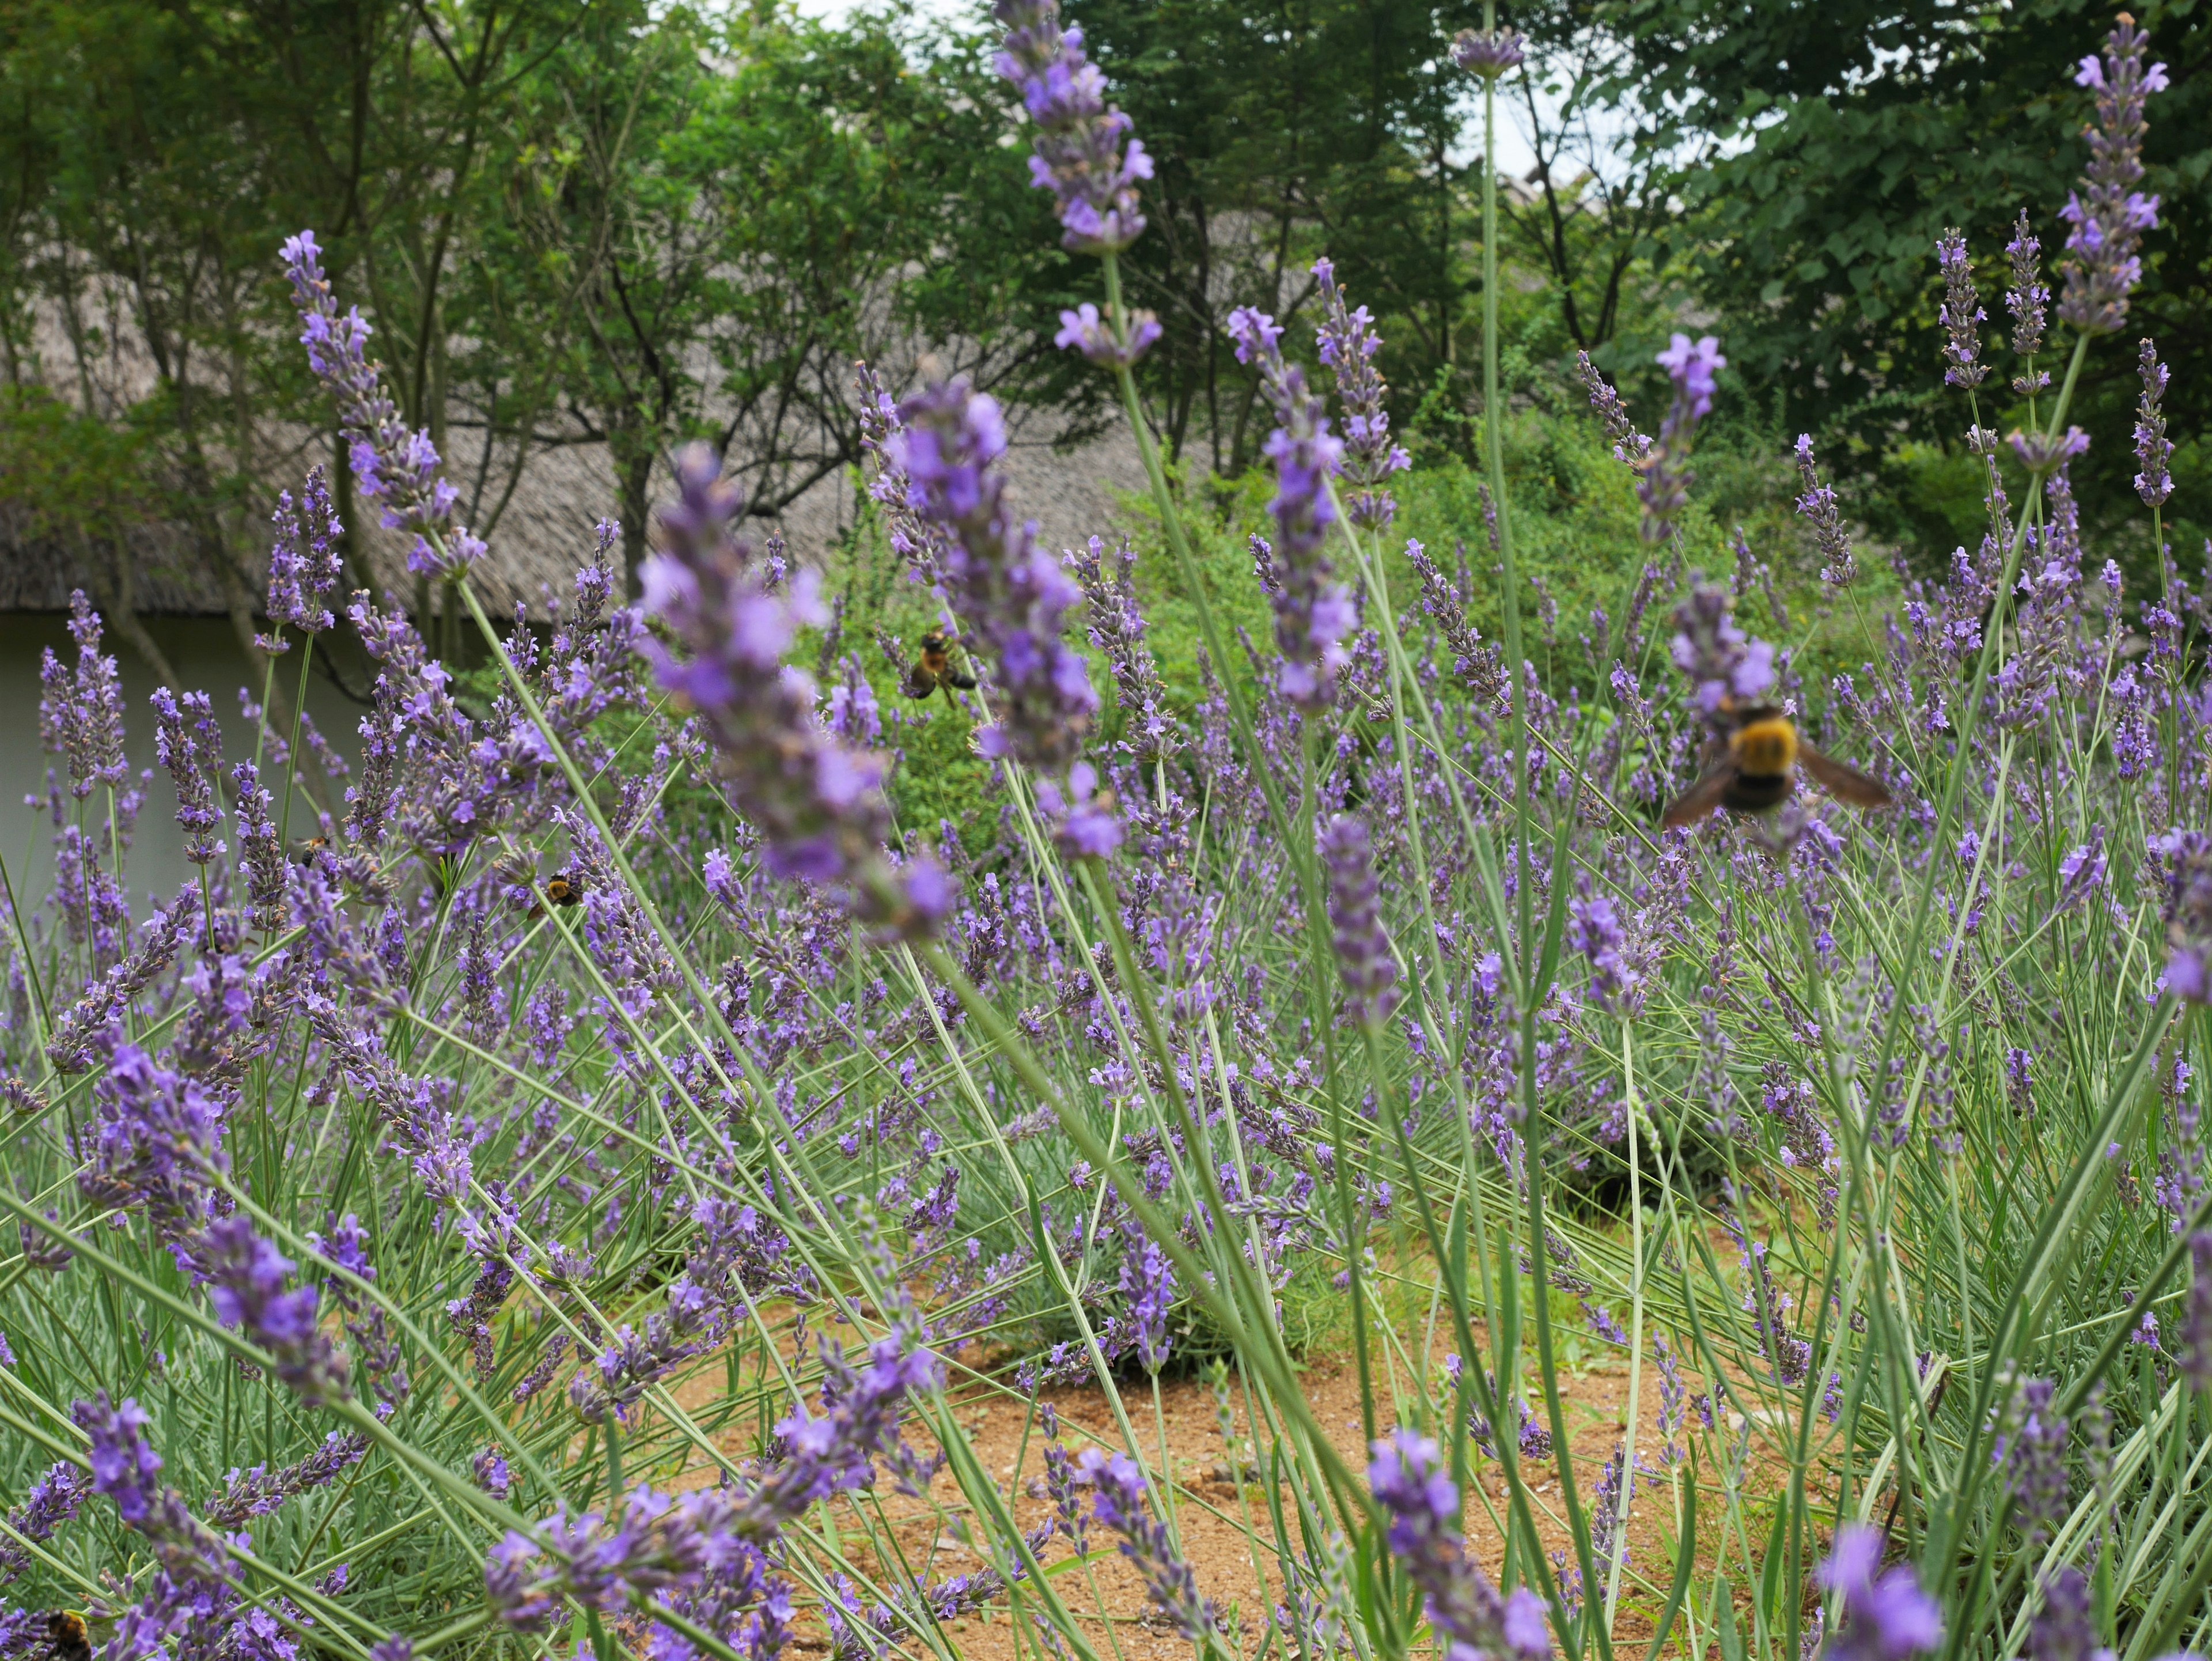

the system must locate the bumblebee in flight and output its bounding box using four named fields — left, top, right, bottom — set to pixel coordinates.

left=543, top=872, right=584, bottom=907
left=1662, top=704, right=1892, bottom=828
left=901, top=631, right=977, bottom=705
